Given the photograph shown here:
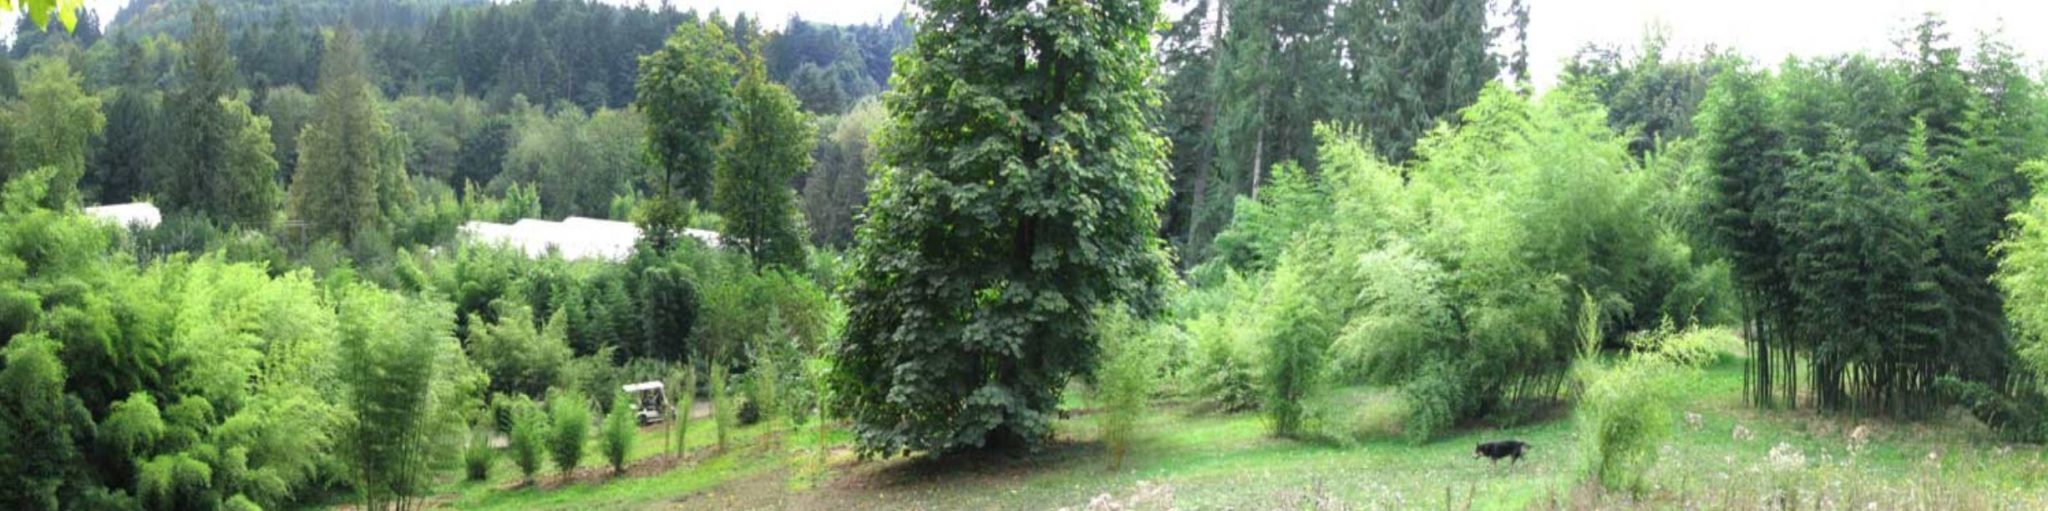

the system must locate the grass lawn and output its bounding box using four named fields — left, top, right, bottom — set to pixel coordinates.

left=389, top=358, right=2048, bottom=510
